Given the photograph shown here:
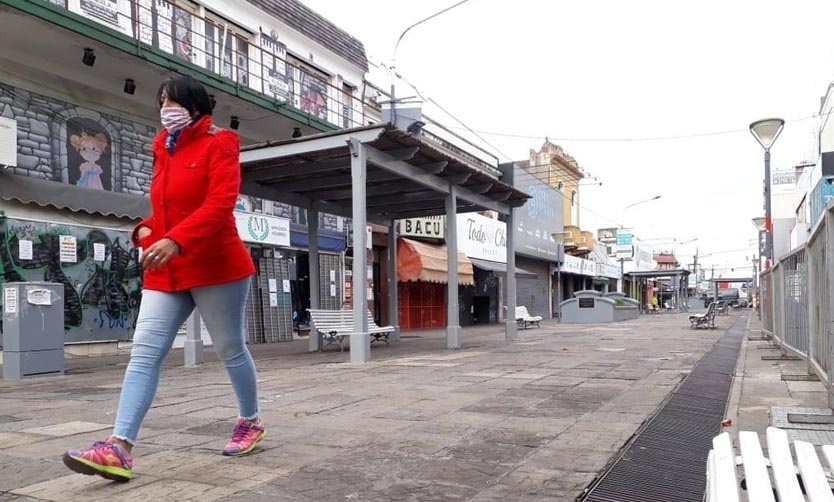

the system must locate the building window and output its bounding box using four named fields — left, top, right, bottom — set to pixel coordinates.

left=205, top=17, right=250, bottom=86
left=289, top=55, right=330, bottom=122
